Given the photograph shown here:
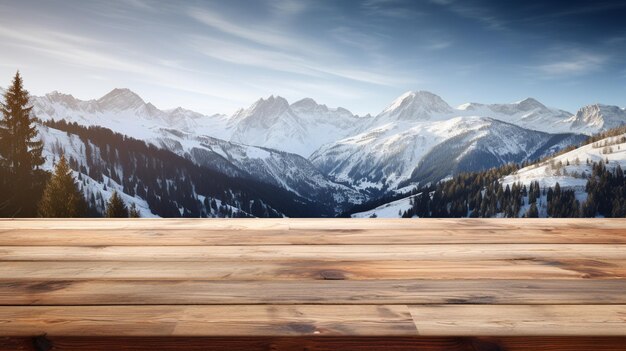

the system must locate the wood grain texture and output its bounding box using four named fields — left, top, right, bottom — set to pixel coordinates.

left=3, top=218, right=626, bottom=230
left=0, top=305, right=417, bottom=337
left=1, top=218, right=626, bottom=341
left=2, top=279, right=625, bottom=305
left=1, top=259, right=624, bottom=280
left=1, top=305, right=626, bottom=337
left=409, top=305, right=626, bottom=336
left=3, top=244, right=626, bottom=261
left=2, top=218, right=626, bottom=245
left=1, top=228, right=625, bottom=245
